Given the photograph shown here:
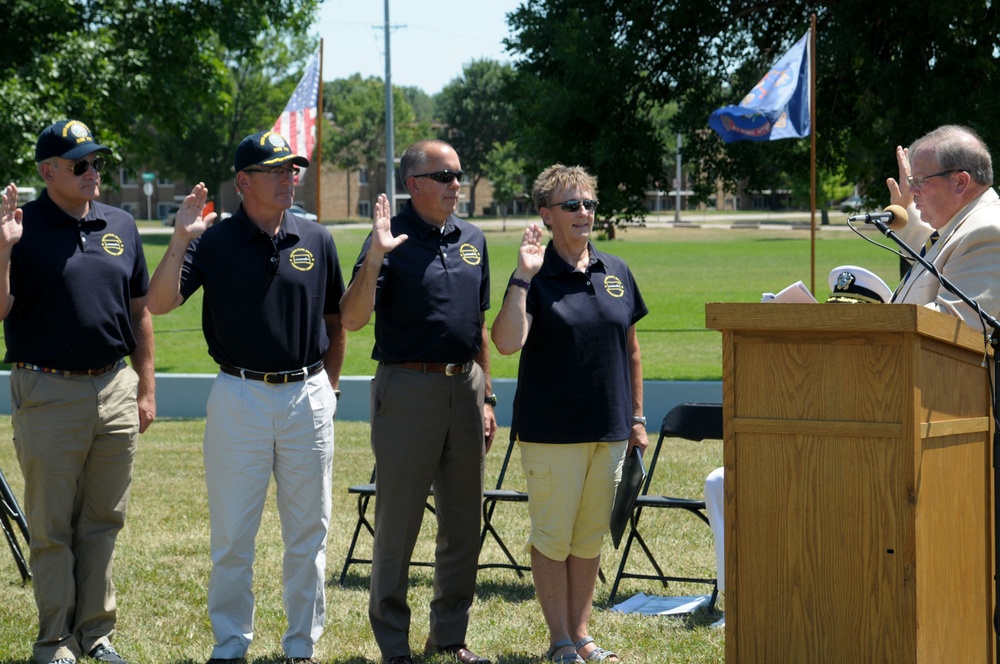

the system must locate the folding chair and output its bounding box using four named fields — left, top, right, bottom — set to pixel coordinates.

left=0, top=465, right=31, bottom=582
left=338, top=465, right=435, bottom=585
left=478, top=428, right=606, bottom=583
left=478, top=429, right=529, bottom=577
left=608, top=402, right=722, bottom=608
